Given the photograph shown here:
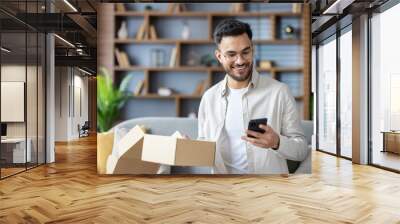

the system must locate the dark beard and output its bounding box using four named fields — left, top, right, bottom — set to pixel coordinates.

left=226, top=63, right=253, bottom=82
